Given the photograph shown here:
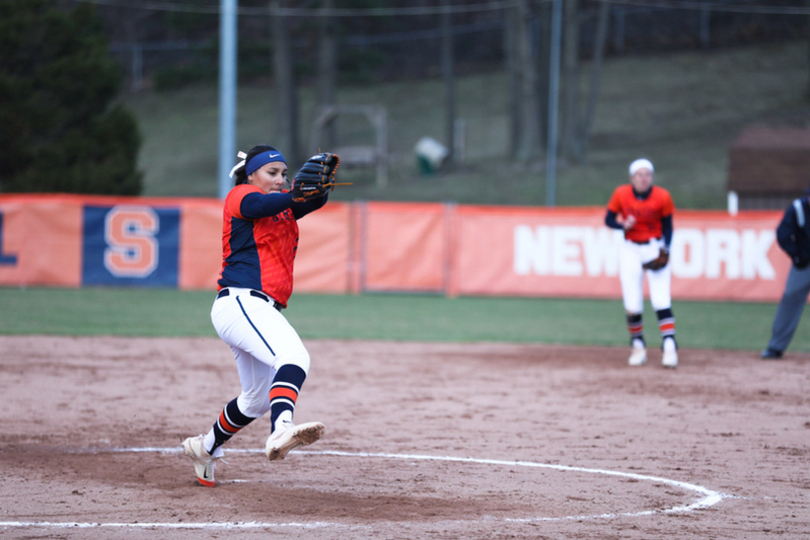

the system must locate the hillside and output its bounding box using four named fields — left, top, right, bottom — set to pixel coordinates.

left=122, top=40, right=808, bottom=209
